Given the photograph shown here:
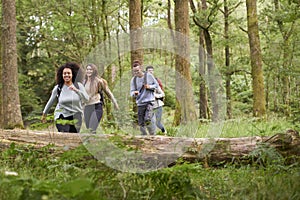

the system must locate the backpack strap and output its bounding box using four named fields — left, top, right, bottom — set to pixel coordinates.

left=144, top=71, right=147, bottom=85
left=133, top=76, right=137, bottom=91
left=57, top=82, right=79, bottom=100
left=134, top=72, right=147, bottom=92
left=56, top=83, right=63, bottom=100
